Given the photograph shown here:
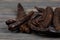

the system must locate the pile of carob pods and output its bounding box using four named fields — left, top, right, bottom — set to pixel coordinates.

left=5, top=3, right=60, bottom=36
